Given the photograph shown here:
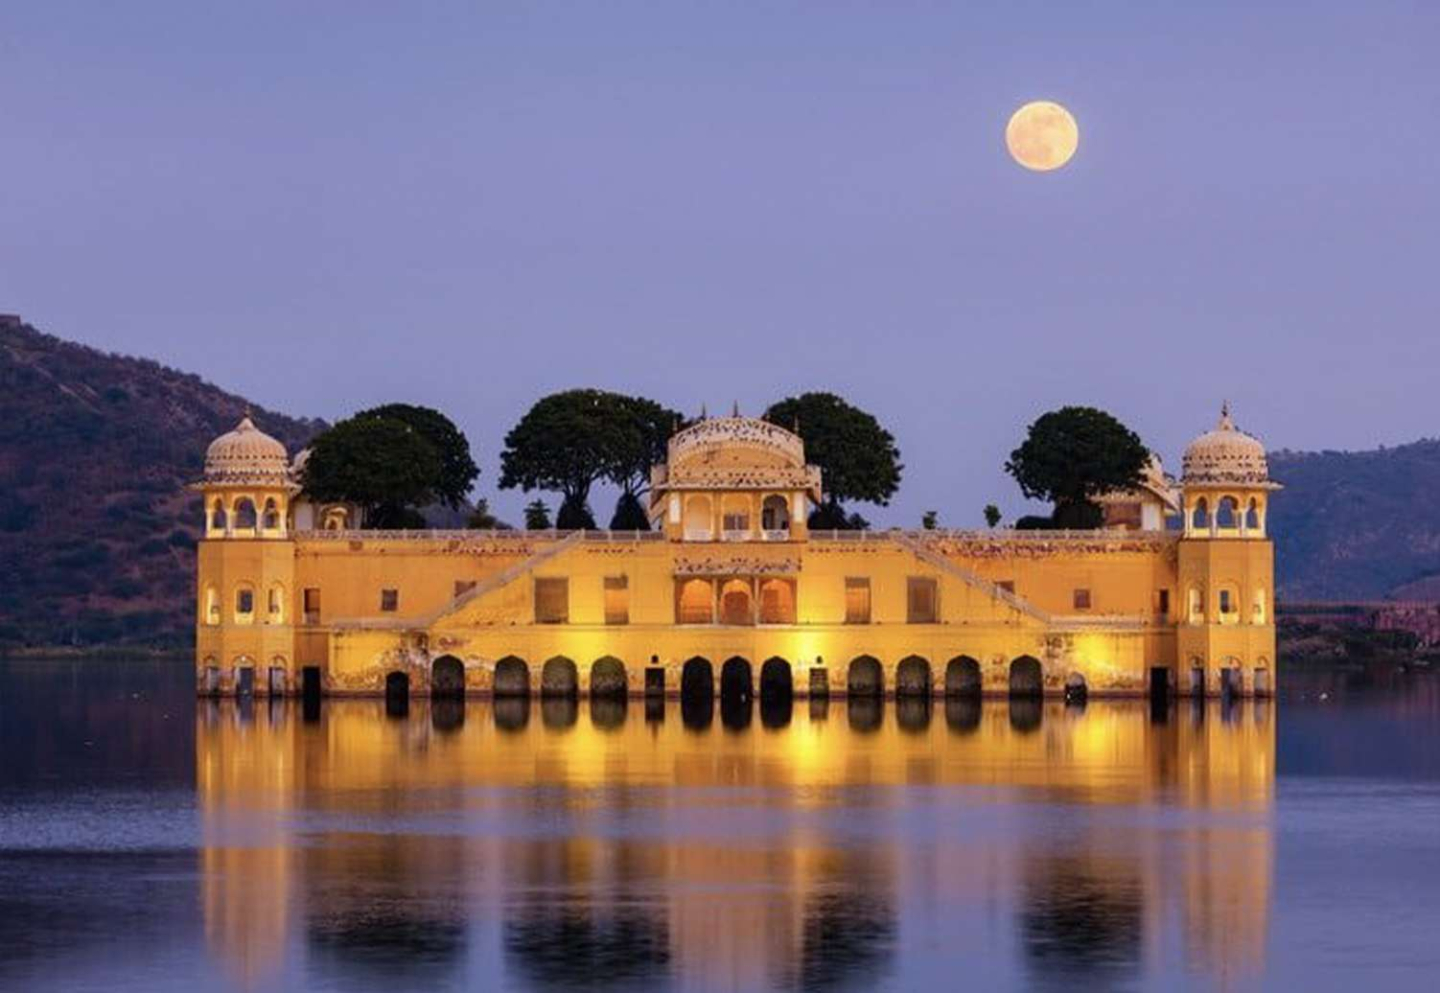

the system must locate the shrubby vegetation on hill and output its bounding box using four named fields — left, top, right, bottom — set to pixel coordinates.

left=0, top=321, right=322, bottom=649
left=1269, top=441, right=1440, bottom=601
